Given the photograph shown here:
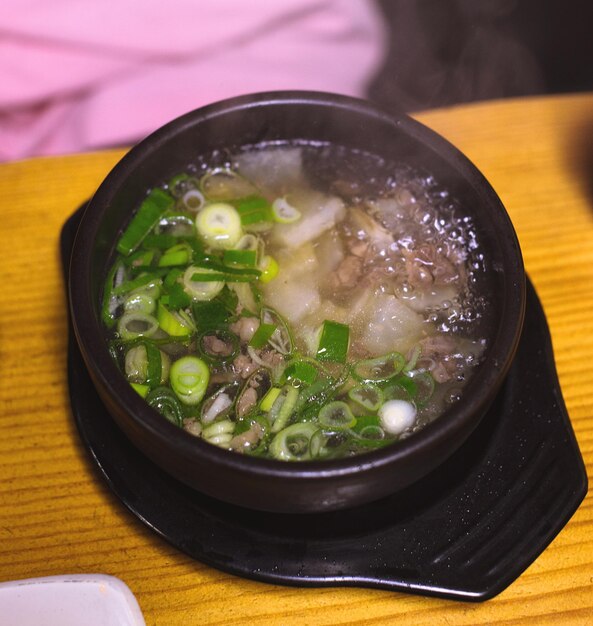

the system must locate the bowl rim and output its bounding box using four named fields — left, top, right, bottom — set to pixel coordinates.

left=69, top=89, right=526, bottom=483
